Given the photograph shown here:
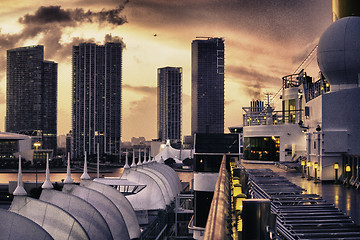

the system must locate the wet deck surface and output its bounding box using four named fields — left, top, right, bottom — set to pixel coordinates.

left=243, top=162, right=360, bottom=225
